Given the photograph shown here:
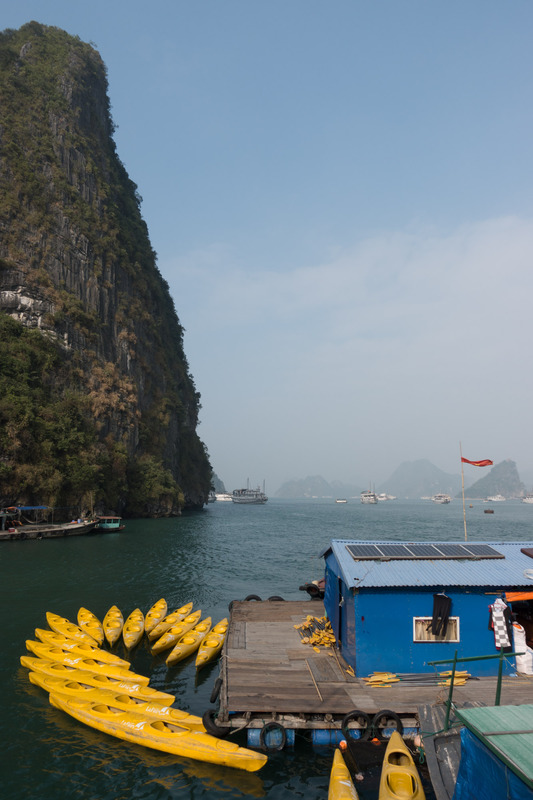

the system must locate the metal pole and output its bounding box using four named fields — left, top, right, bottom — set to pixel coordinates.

left=444, top=650, right=458, bottom=731
left=495, top=647, right=504, bottom=706
left=460, top=442, right=467, bottom=541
